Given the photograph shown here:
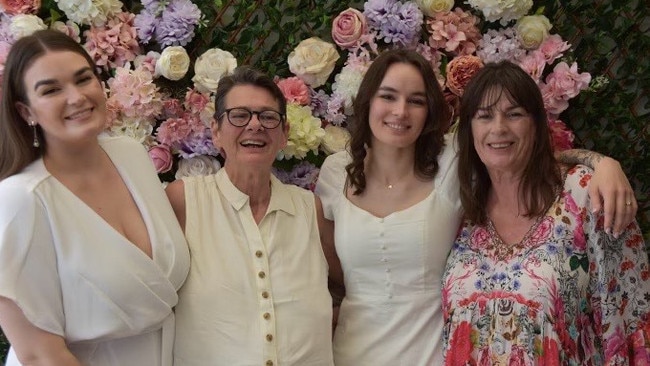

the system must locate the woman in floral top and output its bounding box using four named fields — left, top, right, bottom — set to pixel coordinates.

left=442, top=61, right=650, bottom=365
